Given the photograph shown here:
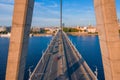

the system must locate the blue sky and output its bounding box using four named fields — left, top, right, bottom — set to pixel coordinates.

left=0, top=0, right=120, bottom=27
